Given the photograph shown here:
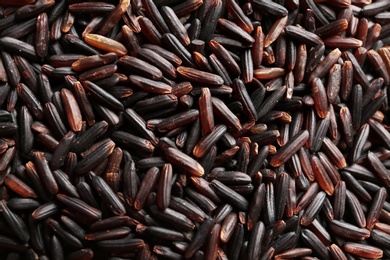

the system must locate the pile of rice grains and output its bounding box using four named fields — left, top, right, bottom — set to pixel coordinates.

left=1, top=0, right=390, bottom=259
